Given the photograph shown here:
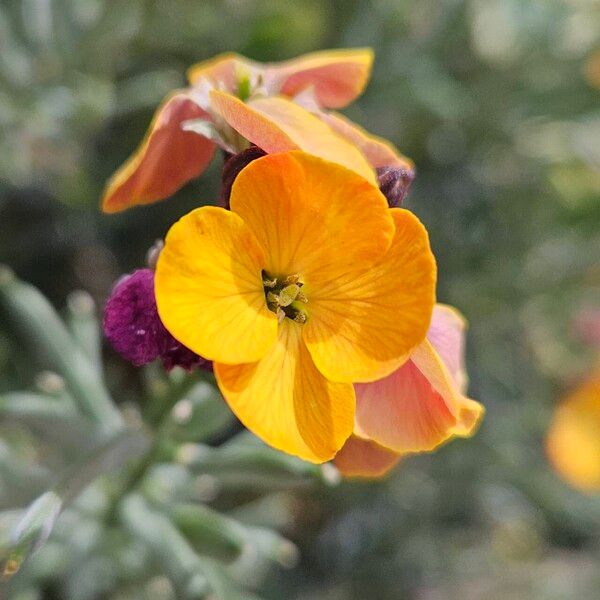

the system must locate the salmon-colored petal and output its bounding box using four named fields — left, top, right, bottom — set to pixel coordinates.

left=209, top=91, right=376, bottom=183
left=187, top=52, right=252, bottom=89
left=155, top=206, right=277, bottom=364
left=546, top=364, right=600, bottom=492
left=354, top=340, right=484, bottom=453
left=270, top=48, right=374, bottom=109
left=230, top=151, right=394, bottom=281
left=304, top=209, right=436, bottom=383
left=318, top=111, right=414, bottom=170
left=215, top=320, right=355, bottom=463
left=102, top=91, right=216, bottom=213
left=334, top=436, right=401, bottom=479
left=427, top=304, right=468, bottom=393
